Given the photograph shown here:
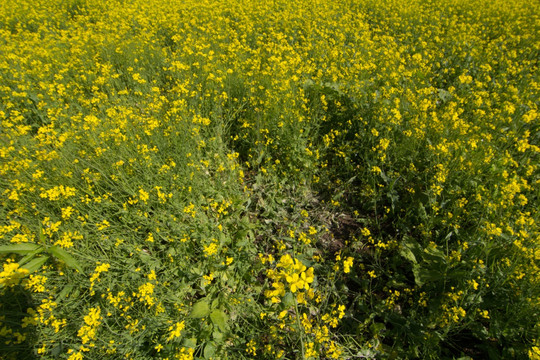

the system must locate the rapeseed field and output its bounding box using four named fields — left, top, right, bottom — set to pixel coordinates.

left=1, top=0, right=539, bottom=358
